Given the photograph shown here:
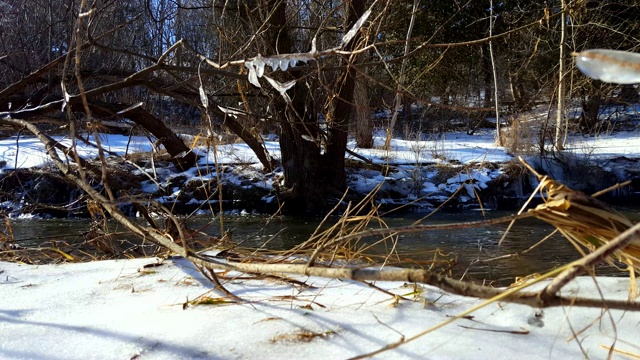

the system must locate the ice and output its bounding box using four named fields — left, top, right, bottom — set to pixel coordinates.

left=254, top=54, right=265, bottom=78
left=279, top=59, right=288, bottom=71
left=244, top=60, right=261, bottom=88
left=264, top=76, right=295, bottom=103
